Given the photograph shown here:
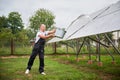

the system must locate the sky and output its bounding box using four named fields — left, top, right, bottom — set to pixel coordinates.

left=0, top=0, right=119, bottom=29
